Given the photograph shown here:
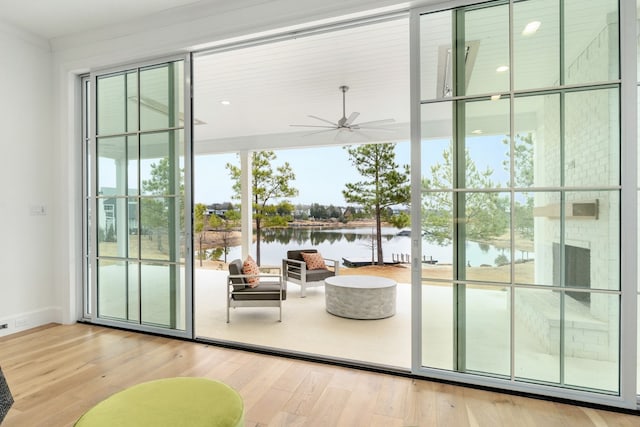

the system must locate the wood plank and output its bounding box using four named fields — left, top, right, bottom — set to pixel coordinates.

left=0, top=323, right=638, bottom=427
